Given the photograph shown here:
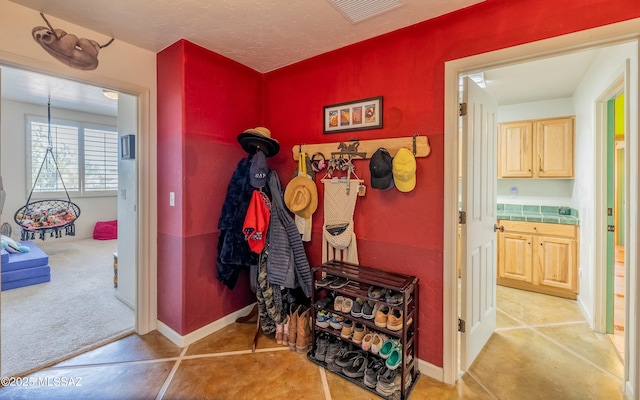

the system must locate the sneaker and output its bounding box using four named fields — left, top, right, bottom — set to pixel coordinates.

left=329, top=276, right=349, bottom=289
left=376, top=377, right=399, bottom=397
left=314, top=334, right=329, bottom=362
left=315, top=275, right=336, bottom=287
left=379, top=338, right=399, bottom=360
left=329, top=314, right=345, bottom=330
left=324, top=340, right=344, bottom=365
left=340, top=319, right=354, bottom=339
left=370, top=333, right=387, bottom=355
left=361, top=300, right=375, bottom=320
left=374, top=304, right=390, bottom=328
left=350, top=297, right=365, bottom=318
left=352, top=323, right=368, bottom=344
left=385, top=290, right=404, bottom=305
left=377, top=366, right=397, bottom=385
left=326, top=342, right=351, bottom=371
left=367, top=285, right=386, bottom=299
left=361, top=333, right=373, bottom=351
left=342, top=355, right=368, bottom=378
left=315, top=310, right=331, bottom=328
left=333, top=296, right=345, bottom=312
left=314, top=293, right=334, bottom=310
left=386, top=308, right=403, bottom=331
left=363, top=358, right=385, bottom=388
left=341, top=297, right=354, bottom=313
